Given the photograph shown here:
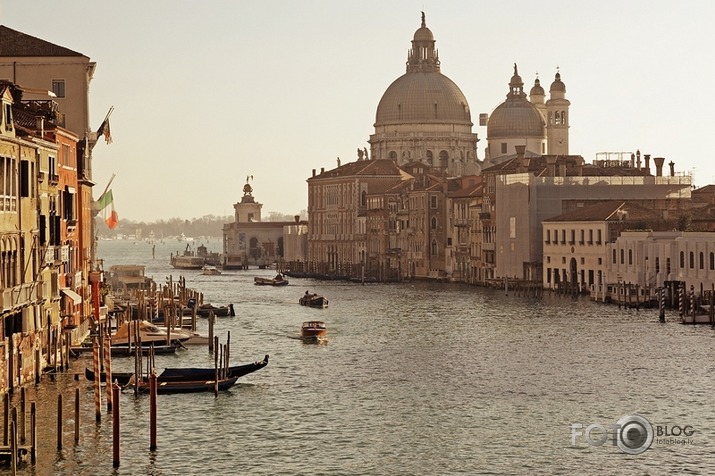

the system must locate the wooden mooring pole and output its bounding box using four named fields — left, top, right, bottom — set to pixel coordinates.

left=150, top=371, right=157, bottom=451
left=112, top=382, right=121, bottom=468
